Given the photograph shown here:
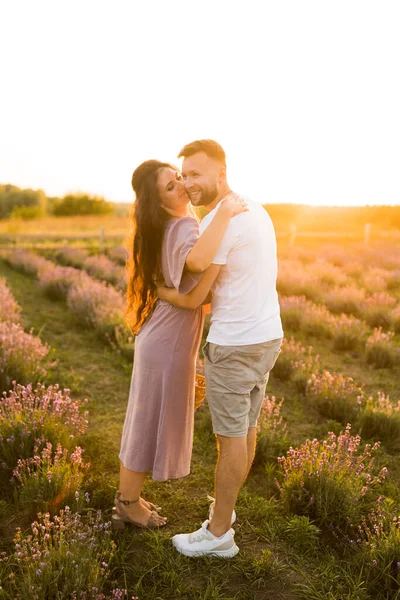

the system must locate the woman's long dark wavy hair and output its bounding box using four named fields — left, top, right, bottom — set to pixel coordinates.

left=126, top=160, right=177, bottom=334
